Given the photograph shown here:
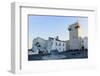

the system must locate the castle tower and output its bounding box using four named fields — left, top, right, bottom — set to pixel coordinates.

left=68, top=22, right=82, bottom=50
